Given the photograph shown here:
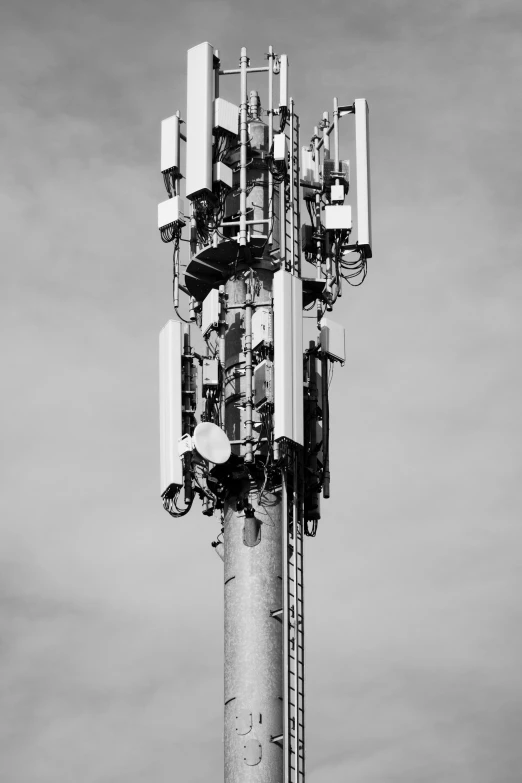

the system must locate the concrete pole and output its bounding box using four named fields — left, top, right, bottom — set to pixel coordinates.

left=223, top=491, right=283, bottom=783
left=223, top=270, right=284, bottom=783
